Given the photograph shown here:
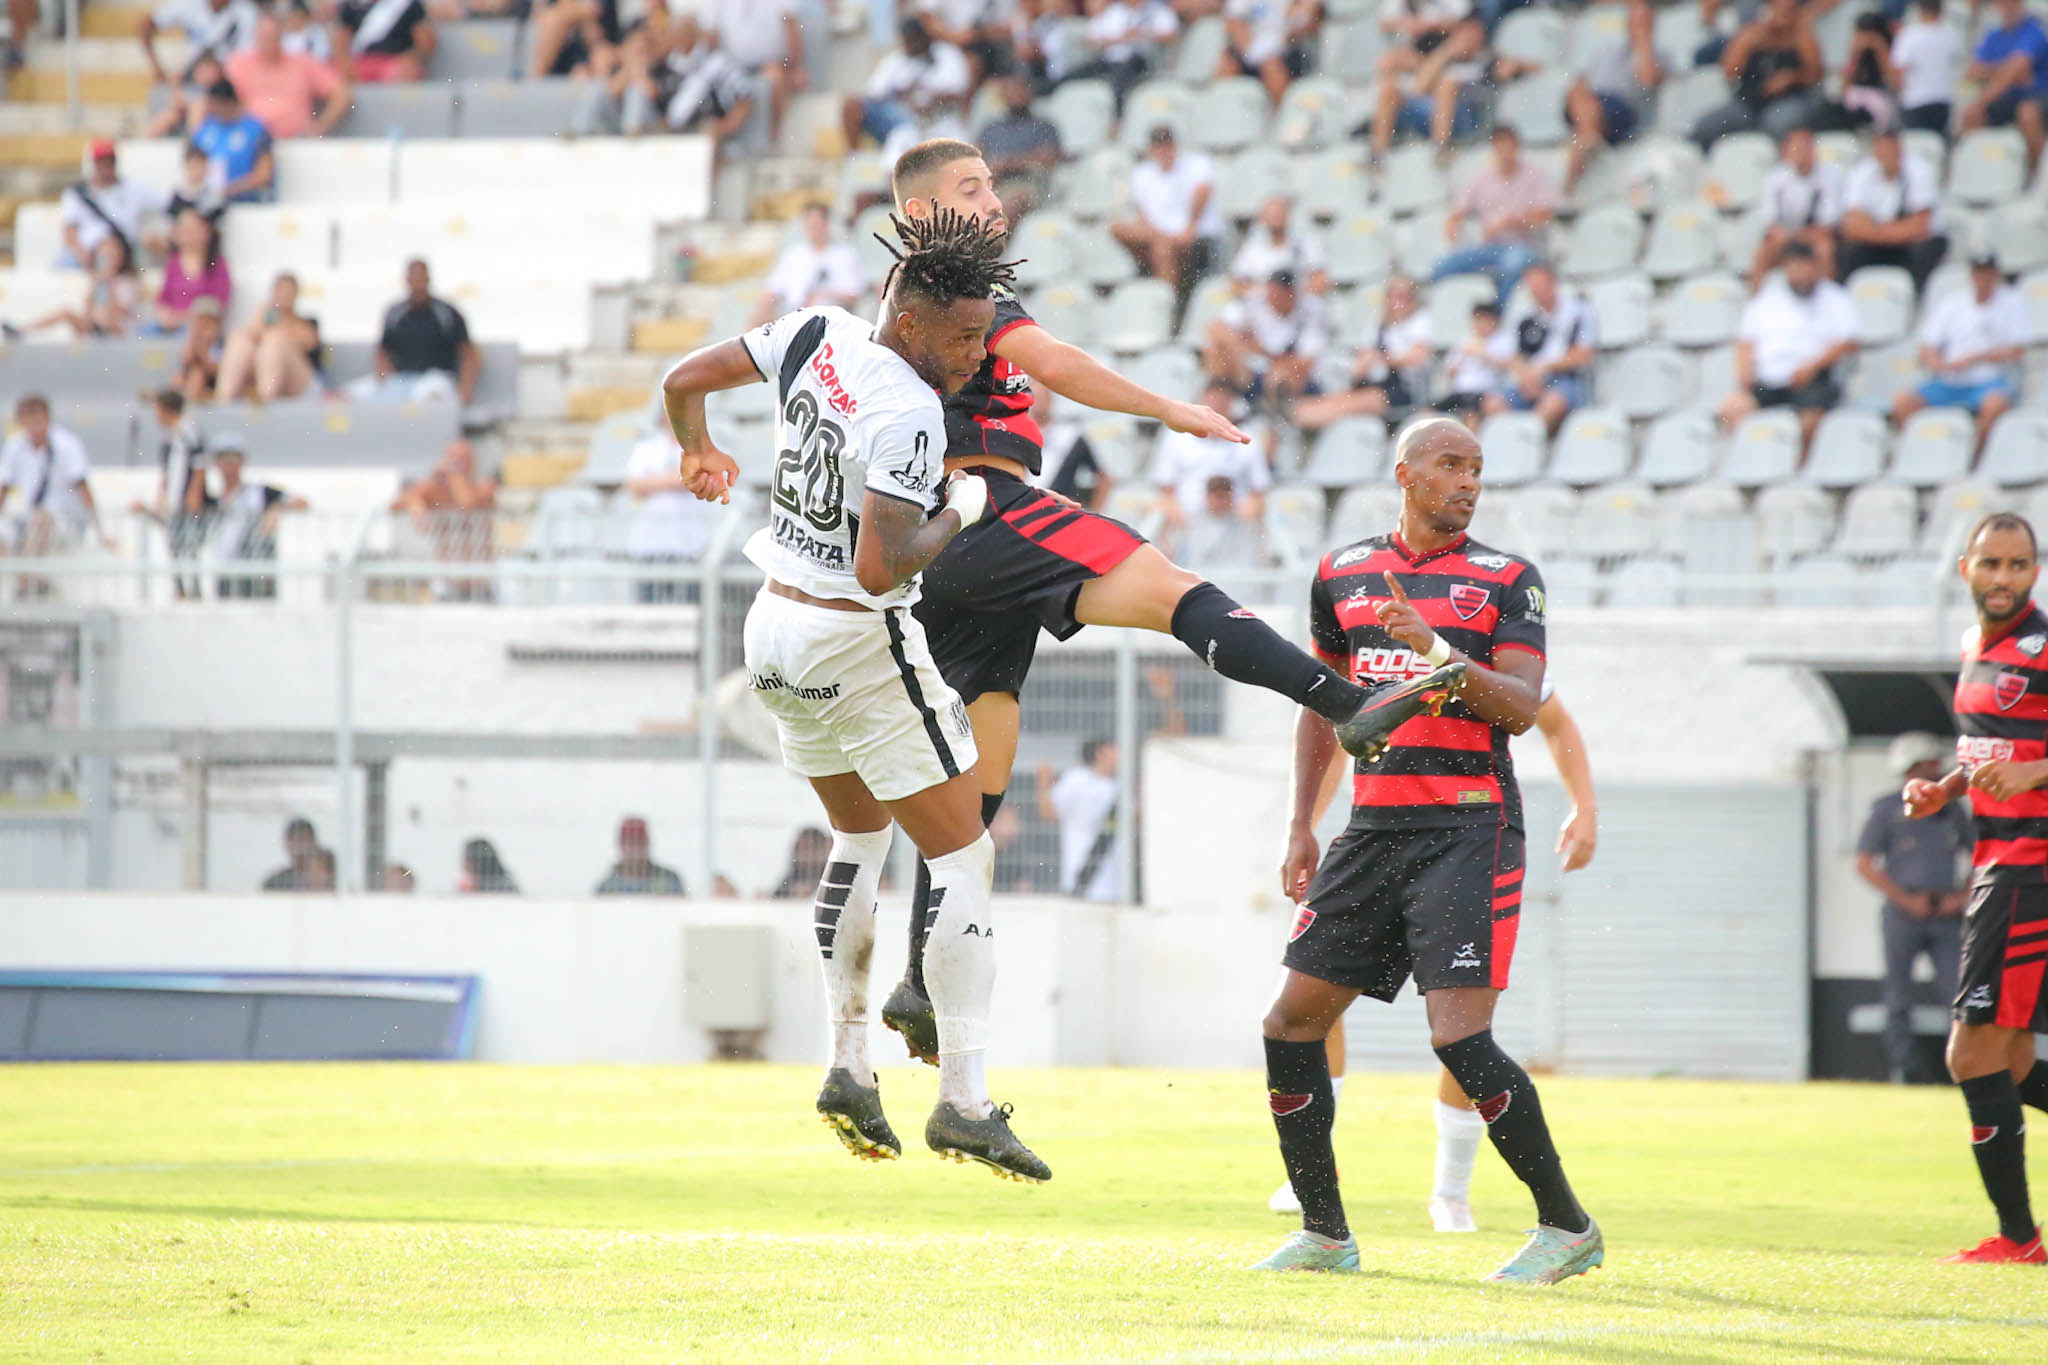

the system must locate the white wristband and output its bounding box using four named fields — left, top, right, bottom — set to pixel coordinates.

left=944, top=473, right=990, bottom=528
left=1422, top=634, right=1451, bottom=669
